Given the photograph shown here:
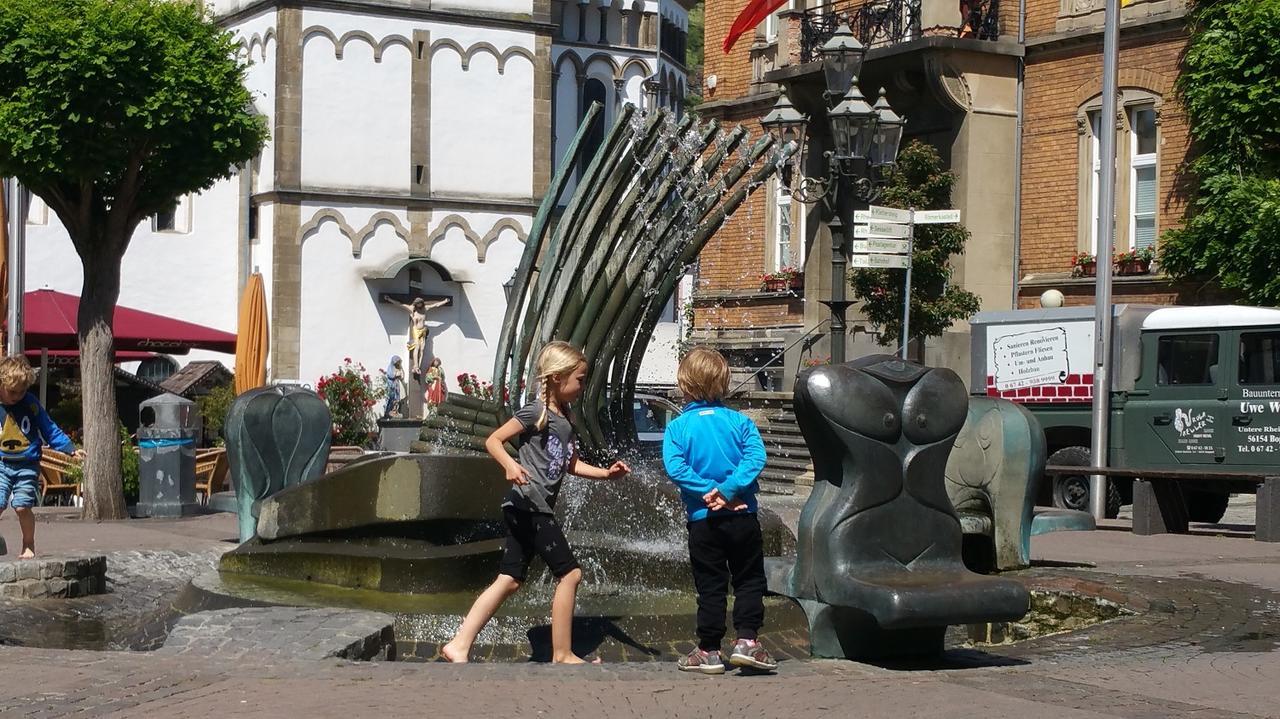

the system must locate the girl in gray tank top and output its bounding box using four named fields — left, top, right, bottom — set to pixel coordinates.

left=441, top=342, right=630, bottom=665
